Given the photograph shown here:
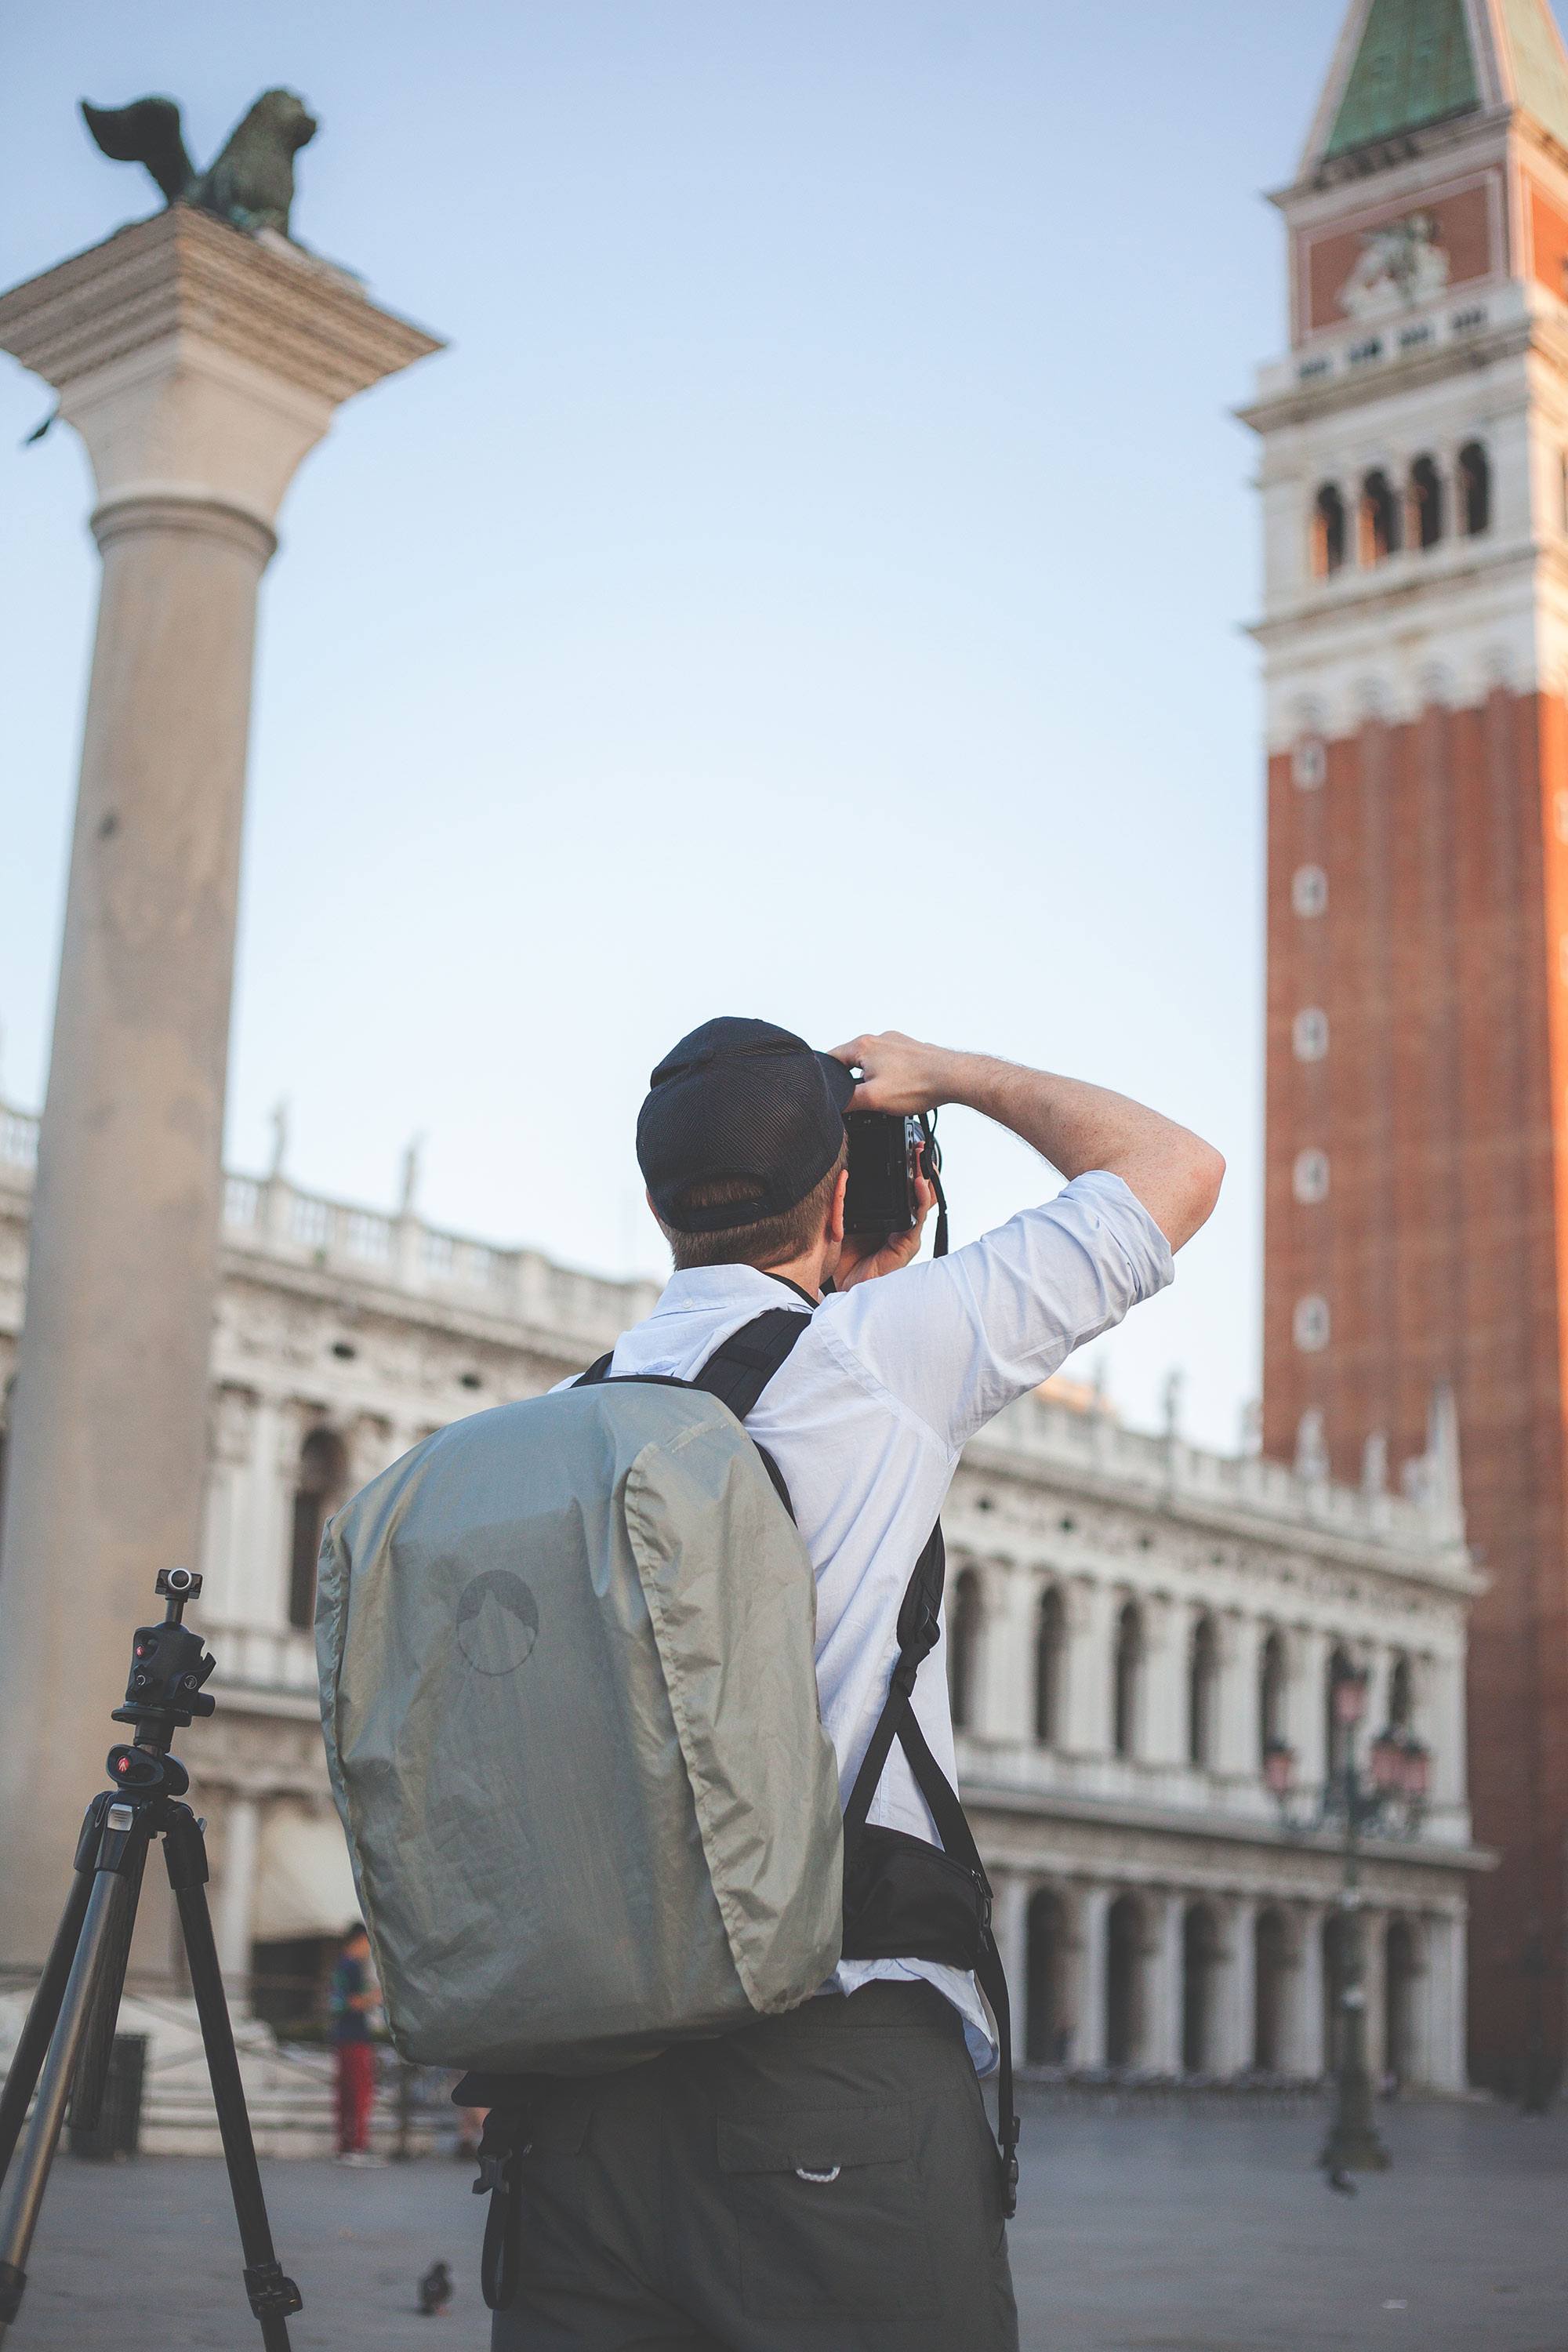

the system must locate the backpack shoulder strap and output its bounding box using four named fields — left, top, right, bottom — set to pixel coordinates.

left=689, top=1306, right=811, bottom=1421
left=575, top=1307, right=809, bottom=1413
